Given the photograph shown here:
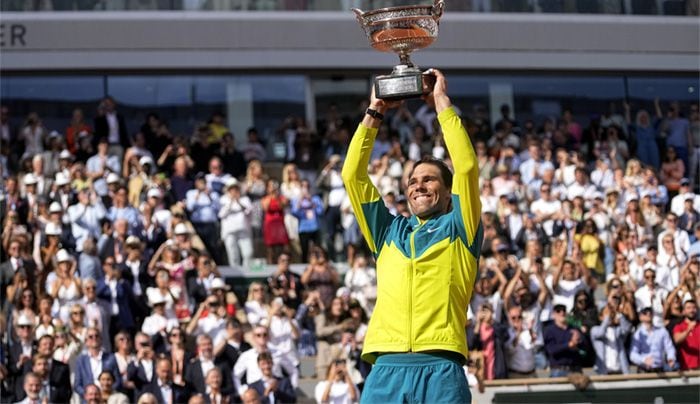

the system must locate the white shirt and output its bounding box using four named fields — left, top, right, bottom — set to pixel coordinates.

left=657, top=228, right=691, bottom=255
left=505, top=329, right=535, bottom=373
left=314, top=380, right=359, bottom=404
left=106, top=112, right=119, bottom=144
left=634, top=285, right=668, bottom=328
left=195, top=315, right=226, bottom=346
left=671, top=192, right=700, bottom=216
left=141, top=359, right=154, bottom=382
left=199, top=356, right=215, bottom=379
left=141, top=313, right=179, bottom=337
left=107, top=278, right=119, bottom=315
left=233, top=349, right=262, bottom=396
left=219, top=194, right=252, bottom=235
left=530, top=198, right=561, bottom=236
left=604, top=325, right=621, bottom=372
left=245, top=301, right=269, bottom=326
left=157, top=378, right=171, bottom=404
left=89, top=351, right=104, bottom=385
left=547, top=276, right=586, bottom=313
left=125, top=260, right=142, bottom=296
